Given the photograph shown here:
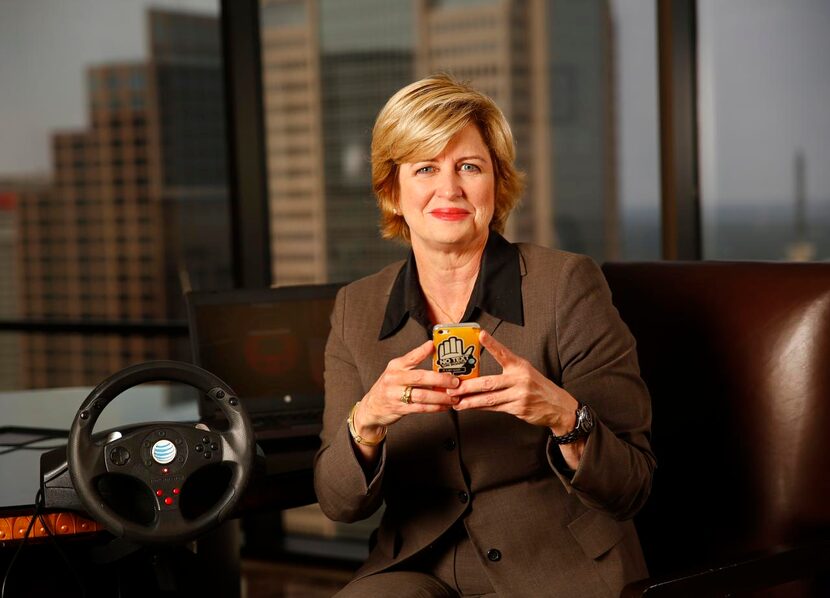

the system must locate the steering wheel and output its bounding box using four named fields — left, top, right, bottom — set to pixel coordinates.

left=67, top=360, right=254, bottom=545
